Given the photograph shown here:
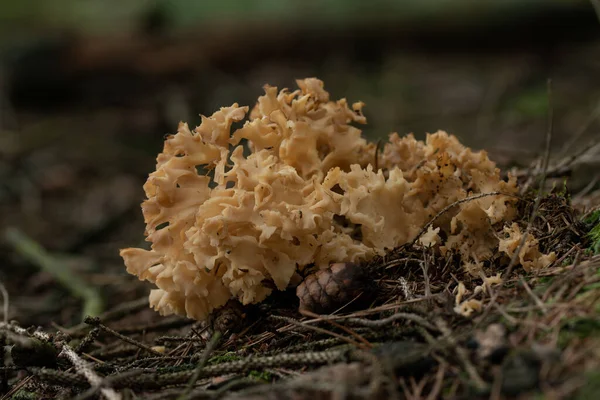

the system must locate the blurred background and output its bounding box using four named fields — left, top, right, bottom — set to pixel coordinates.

left=0, top=0, right=599, bottom=327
